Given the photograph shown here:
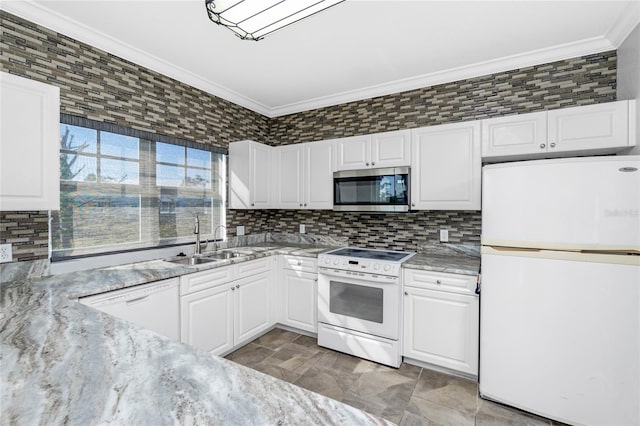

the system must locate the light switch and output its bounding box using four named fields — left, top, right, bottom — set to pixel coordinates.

left=300, top=224, right=306, bottom=234
left=439, top=229, right=449, bottom=242
left=237, top=225, right=245, bottom=236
